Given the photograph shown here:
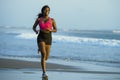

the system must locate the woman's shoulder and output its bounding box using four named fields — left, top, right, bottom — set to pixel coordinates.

left=50, top=17, right=54, bottom=20
left=50, top=17, right=55, bottom=22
